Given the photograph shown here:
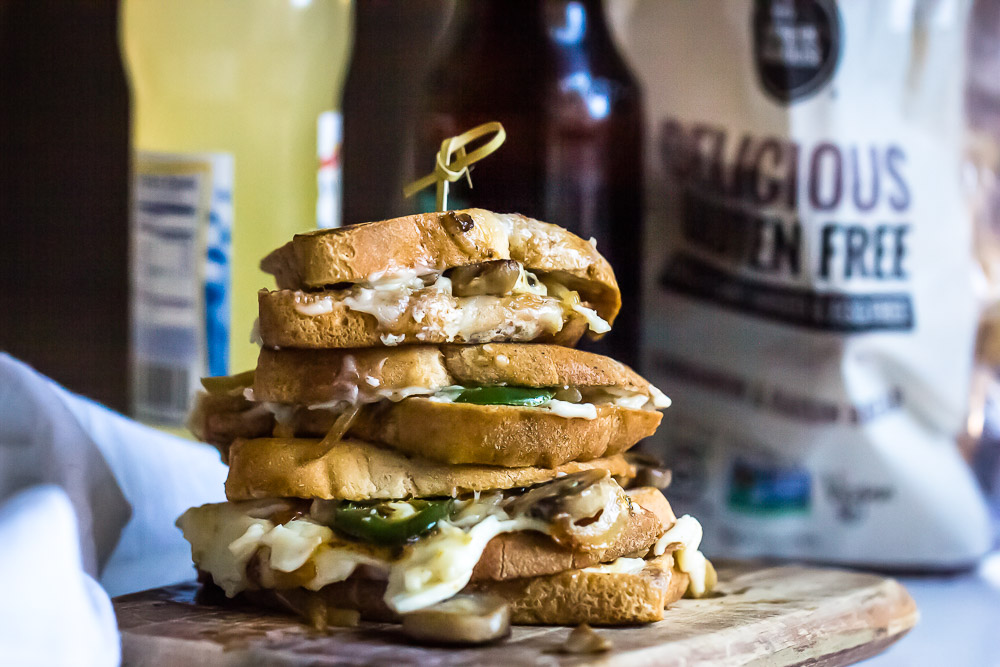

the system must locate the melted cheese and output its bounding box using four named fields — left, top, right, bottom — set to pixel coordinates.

left=542, top=399, right=599, bottom=420
left=261, top=521, right=332, bottom=572
left=290, top=263, right=609, bottom=337
left=177, top=501, right=275, bottom=597
left=572, top=303, right=611, bottom=334
left=581, top=557, right=646, bottom=575
left=648, top=385, right=672, bottom=409
left=178, top=500, right=546, bottom=614
left=379, top=333, right=406, bottom=345
left=511, top=267, right=549, bottom=297
left=652, top=514, right=711, bottom=597
left=387, top=515, right=542, bottom=613
left=178, top=498, right=714, bottom=612
left=293, top=297, right=335, bottom=316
